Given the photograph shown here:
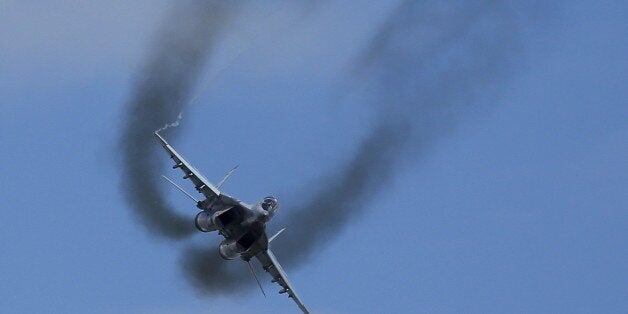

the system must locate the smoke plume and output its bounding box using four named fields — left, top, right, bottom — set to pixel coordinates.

left=275, top=0, right=525, bottom=267
left=181, top=245, right=250, bottom=296
left=120, top=1, right=235, bottom=240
